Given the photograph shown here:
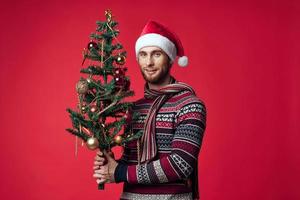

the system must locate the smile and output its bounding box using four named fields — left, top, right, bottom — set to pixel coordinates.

left=144, top=69, right=158, bottom=75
